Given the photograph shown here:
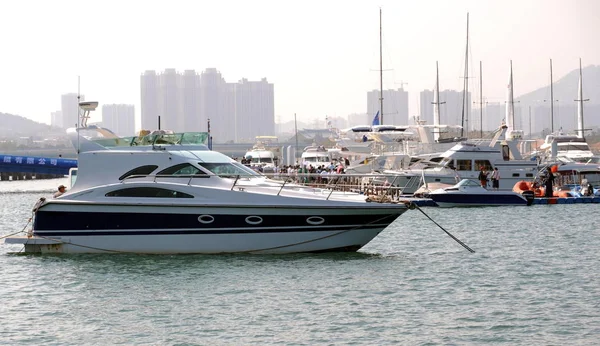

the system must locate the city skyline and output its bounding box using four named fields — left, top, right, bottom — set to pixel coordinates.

left=1, top=0, right=600, bottom=129
left=140, top=68, right=274, bottom=142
